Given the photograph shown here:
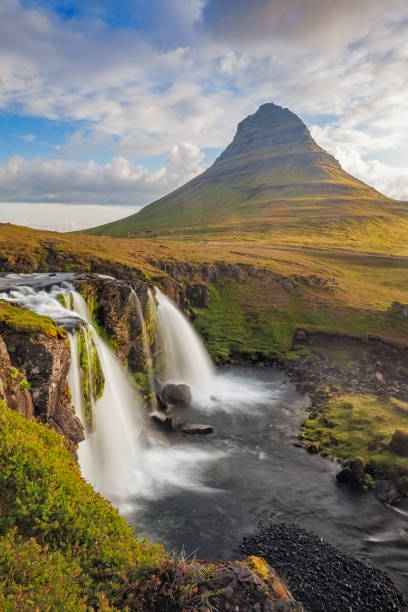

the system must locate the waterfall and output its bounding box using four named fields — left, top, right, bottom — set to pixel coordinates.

left=154, top=288, right=215, bottom=403
left=0, top=274, right=224, bottom=507
left=70, top=292, right=144, bottom=497
left=67, top=331, right=93, bottom=477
